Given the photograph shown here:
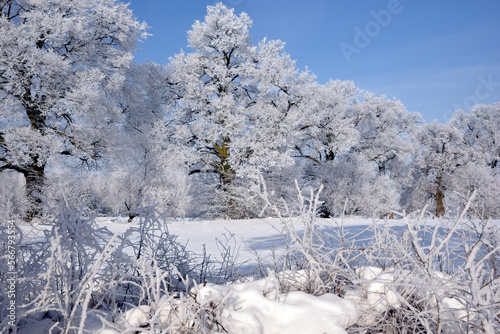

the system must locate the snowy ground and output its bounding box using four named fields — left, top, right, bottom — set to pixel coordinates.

left=96, top=216, right=400, bottom=265
left=22, top=216, right=389, bottom=264
left=22, top=215, right=478, bottom=263
left=16, top=216, right=499, bottom=333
